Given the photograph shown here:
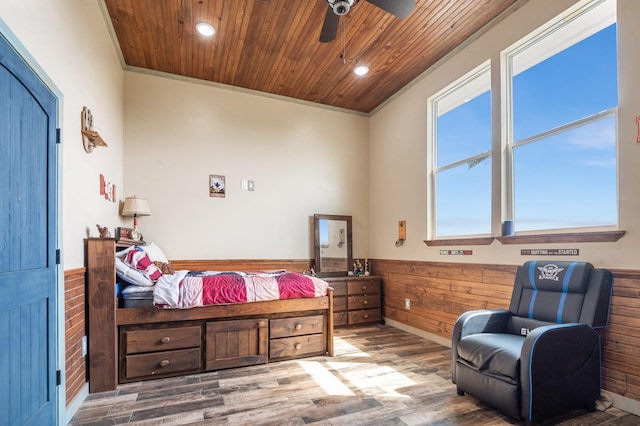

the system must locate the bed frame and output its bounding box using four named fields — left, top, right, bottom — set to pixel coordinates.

left=85, top=238, right=334, bottom=393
